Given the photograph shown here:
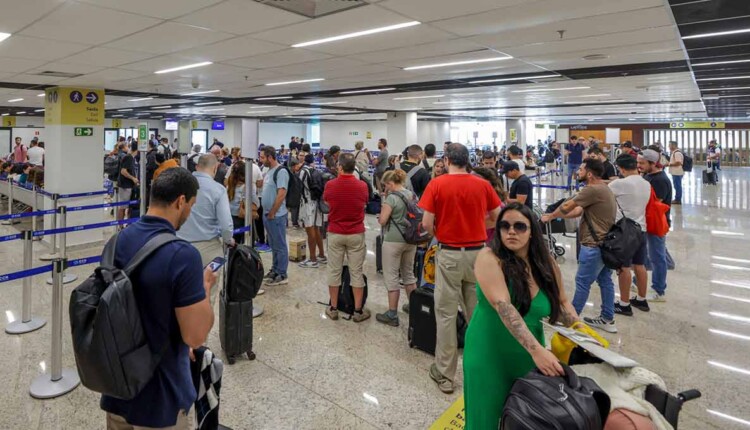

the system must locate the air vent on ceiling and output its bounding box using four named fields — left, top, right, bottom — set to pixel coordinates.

left=583, top=54, right=609, bottom=61
left=254, top=0, right=367, bottom=18
left=34, top=71, right=85, bottom=78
